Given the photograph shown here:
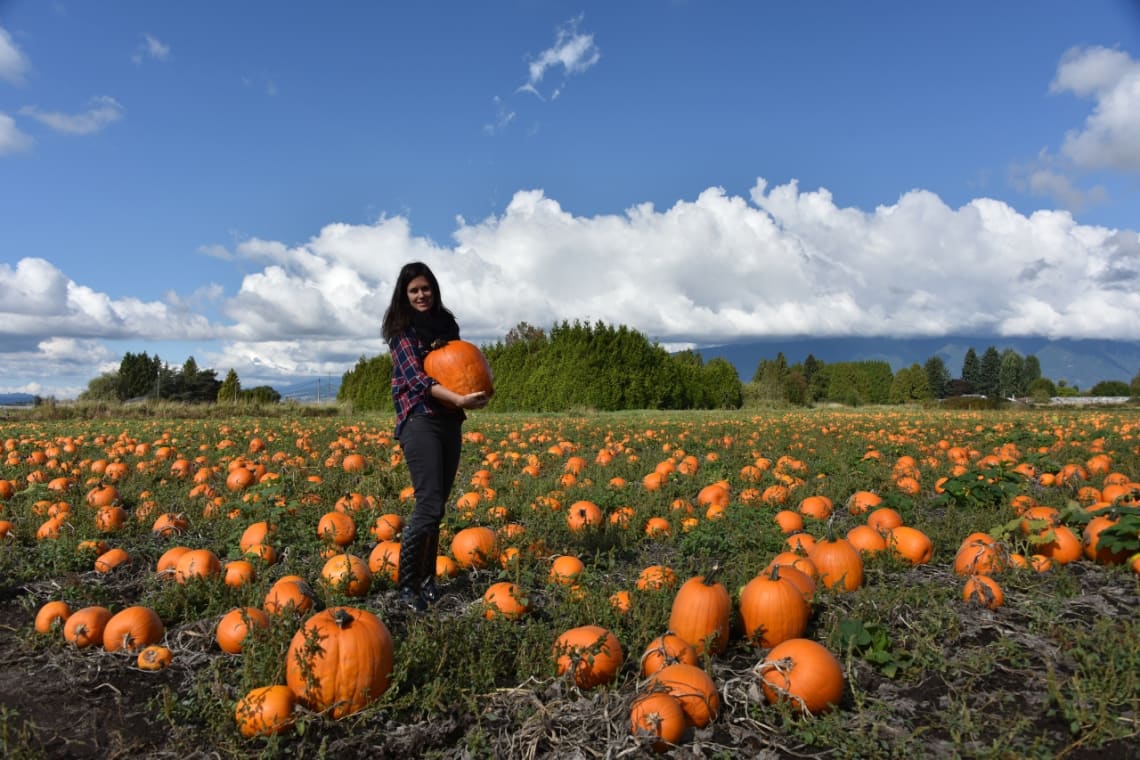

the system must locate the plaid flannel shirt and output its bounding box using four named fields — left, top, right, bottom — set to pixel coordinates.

left=388, top=327, right=462, bottom=436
